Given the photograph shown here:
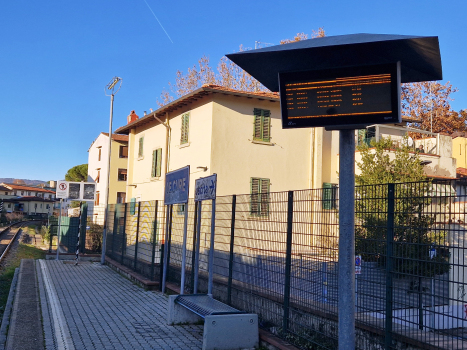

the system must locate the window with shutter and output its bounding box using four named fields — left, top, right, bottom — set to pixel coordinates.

left=250, top=177, right=270, bottom=216
left=138, top=137, right=144, bottom=158
left=117, top=169, right=127, bottom=181
left=181, top=113, right=190, bottom=144
left=151, top=148, right=162, bottom=177
left=253, top=108, right=271, bottom=142
left=322, top=183, right=338, bottom=210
